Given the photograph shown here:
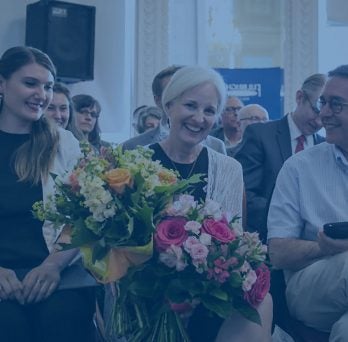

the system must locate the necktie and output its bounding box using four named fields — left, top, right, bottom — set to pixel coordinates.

left=295, top=135, right=306, bottom=153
